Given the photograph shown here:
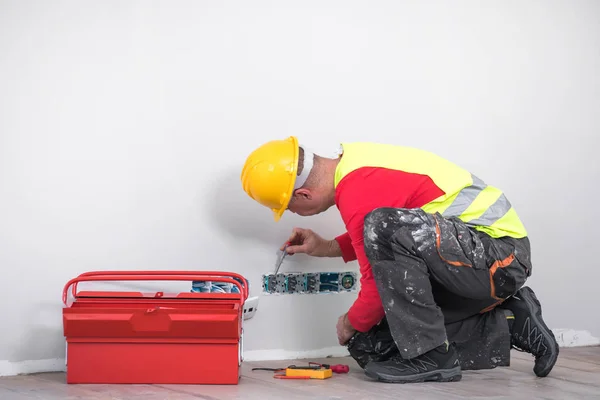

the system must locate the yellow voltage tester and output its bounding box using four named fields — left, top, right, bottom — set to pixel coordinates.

left=252, top=362, right=348, bottom=380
